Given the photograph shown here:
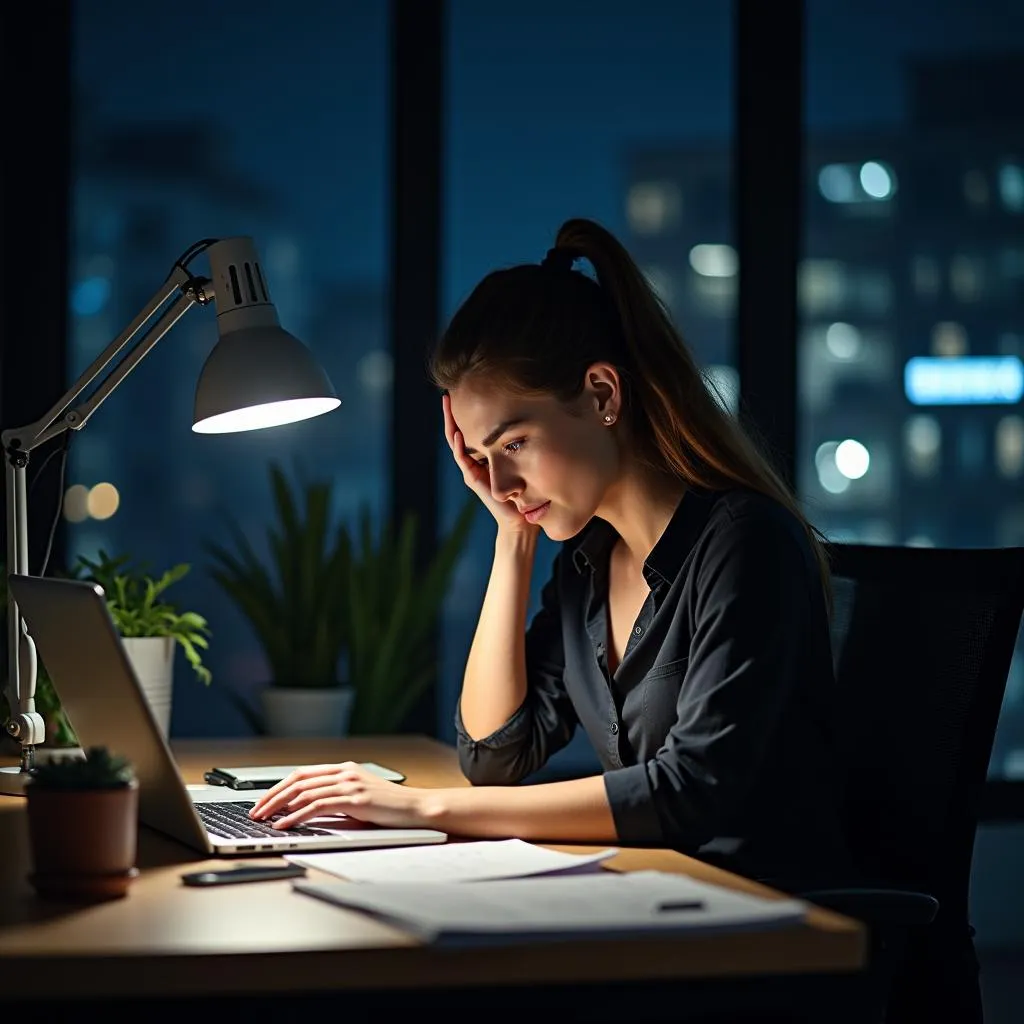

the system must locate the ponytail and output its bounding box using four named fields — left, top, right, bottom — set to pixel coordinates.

left=431, top=217, right=831, bottom=605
